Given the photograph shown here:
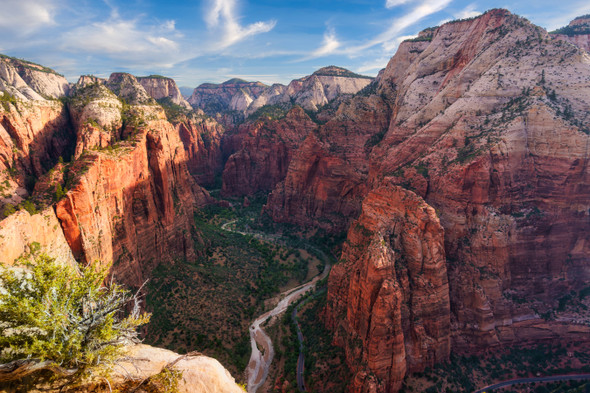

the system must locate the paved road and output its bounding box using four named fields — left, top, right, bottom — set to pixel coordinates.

left=221, top=220, right=331, bottom=393
left=292, top=305, right=306, bottom=392
left=474, top=373, right=590, bottom=392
